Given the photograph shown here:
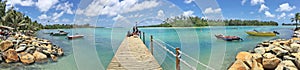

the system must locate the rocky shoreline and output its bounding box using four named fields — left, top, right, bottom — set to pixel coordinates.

left=0, top=32, right=64, bottom=65
left=228, top=30, right=300, bottom=70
